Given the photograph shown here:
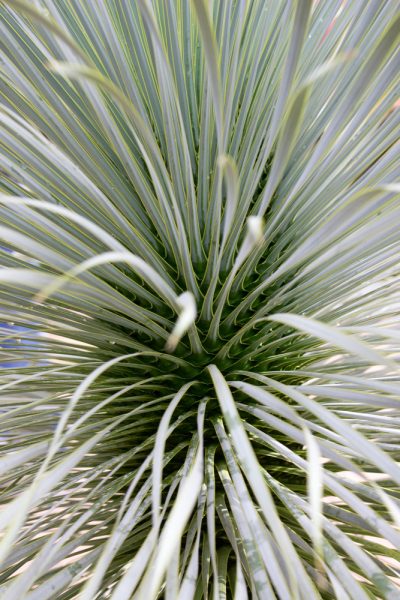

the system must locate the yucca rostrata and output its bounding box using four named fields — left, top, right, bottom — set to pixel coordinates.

left=0, top=1, right=399, bottom=598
